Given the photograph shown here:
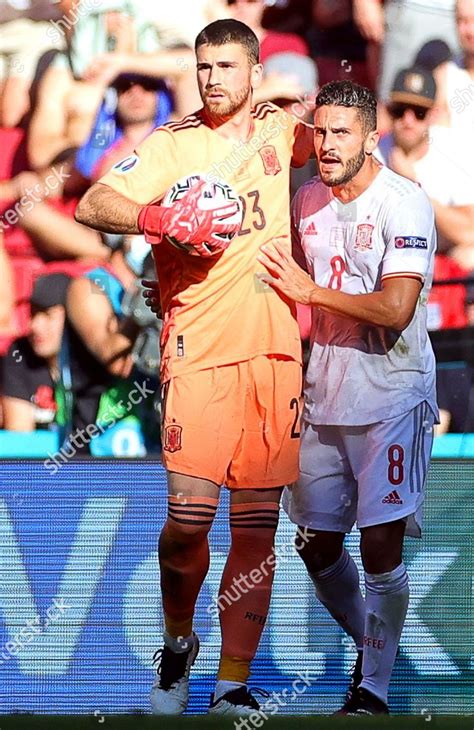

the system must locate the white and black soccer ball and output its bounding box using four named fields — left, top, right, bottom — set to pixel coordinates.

left=161, top=174, right=243, bottom=256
